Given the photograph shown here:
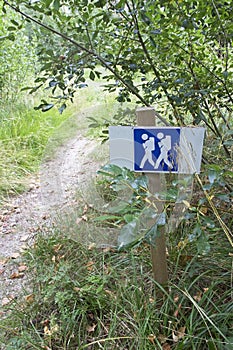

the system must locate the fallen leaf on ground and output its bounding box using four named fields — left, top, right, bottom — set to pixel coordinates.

left=11, top=252, right=20, bottom=259
left=177, top=326, right=186, bottom=339
left=148, top=334, right=156, bottom=344
left=194, top=291, right=202, bottom=302
left=0, top=258, right=8, bottom=265
left=10, top=272, right=24, bottom=279
left=18, top=265, right=28, bottom=272
left=25, top=294, right=34, bottom=303
left=87, top=312, right=95, bottom=320
left=88, top=243, right=96, bottom=250
left=53, top=244, right=62, bottom=253
left=2, top=296, right=15, bottom=306
left=44, top=326, right=51, bottom=336
left=20, top=245, right=27, bottom=252
left=172, top=331, right=179, bottom=343
left=172, top=326, right=186, bottom=342
left=44, top=324, right=59, bottom=336
left=20, top=234, right=30, bottom=242
left=82, top=215, right=88, bottom=221
left=104, top=289, right=116, bottom=299
left=86, top=323, right=97, bottom=333
left=83, top=204, right=89, bottom=213
left=2, top=297, right=11, bottom=306
left=86, top=261, right=94, bottom=271
left=174, top=303, right=182, bottom=317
